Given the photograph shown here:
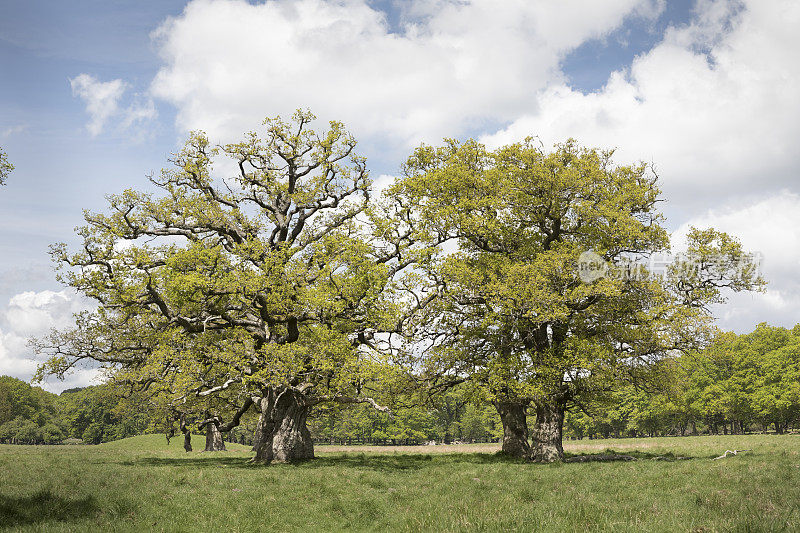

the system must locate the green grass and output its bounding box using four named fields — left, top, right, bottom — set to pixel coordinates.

left=1, top=434, right=799, bottom=532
